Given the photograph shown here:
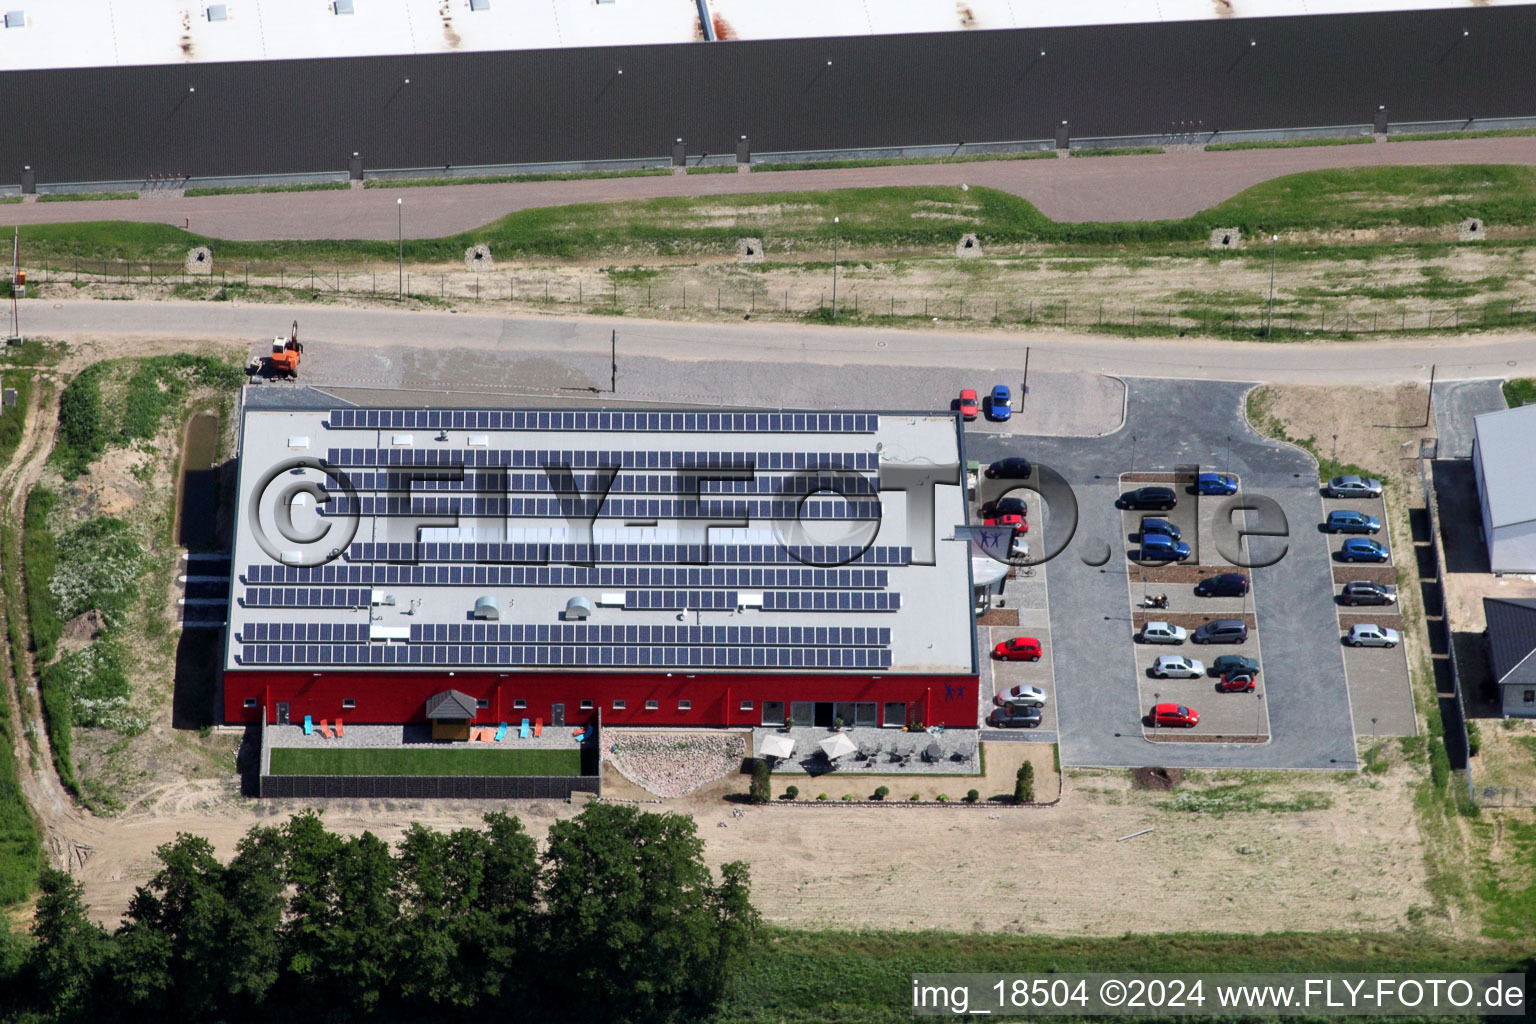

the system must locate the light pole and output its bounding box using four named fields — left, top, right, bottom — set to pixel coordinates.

left=1331, top=433, right=1338, bottom=469
left=1371, top=716, right=1379, bottom=768
left=1153, top=692, right=1160, bottom=732
left=1256, top=692, right=1265, bottom=736
left=396, top=198, right=403, bottom=298
left=1266, top=233, right=1278, bottom=335
left=831, top=216, right=840, bottom=318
